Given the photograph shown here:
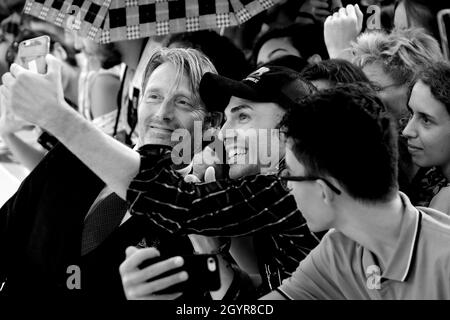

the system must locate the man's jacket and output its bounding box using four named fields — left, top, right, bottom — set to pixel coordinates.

left=0, top=143, right=104, bottom=297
